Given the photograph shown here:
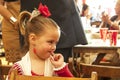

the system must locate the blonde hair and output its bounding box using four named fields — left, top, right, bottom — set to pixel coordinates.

left=18, top=11, right=60, bottom=51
